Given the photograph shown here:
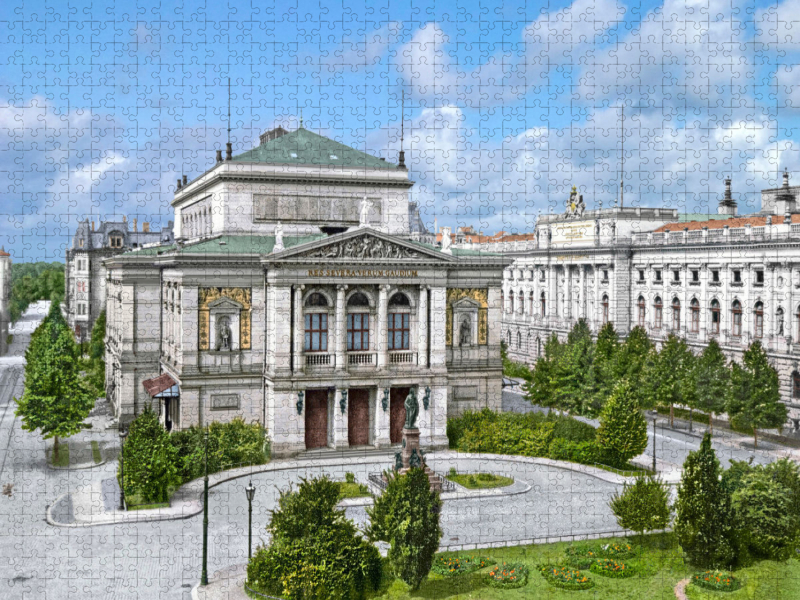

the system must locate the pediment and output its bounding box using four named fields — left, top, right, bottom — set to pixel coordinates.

left=452, top=297, right=481, bottom=309
left=207, top=296, right=243, bottom=311
left=268, top=229, right=455, bottom=263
